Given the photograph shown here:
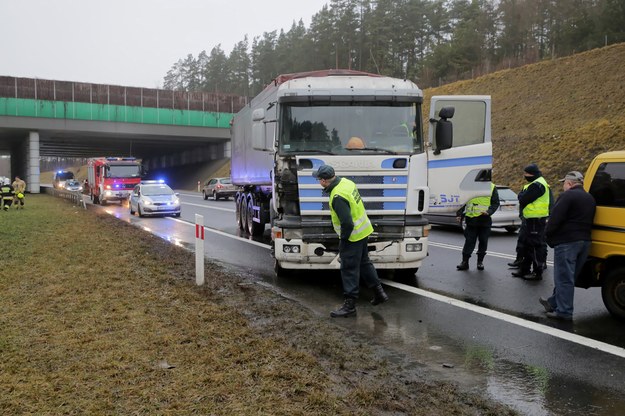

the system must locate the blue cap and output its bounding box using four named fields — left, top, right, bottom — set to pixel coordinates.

left=313, top=164, right=335, bottom=180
